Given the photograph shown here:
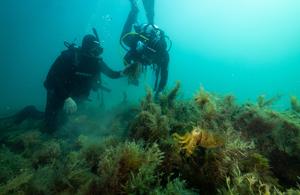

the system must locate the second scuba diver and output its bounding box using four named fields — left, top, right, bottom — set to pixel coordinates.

left=120, top=0, right=171, bottom=97
left=43, top=29, right=127, bottom=133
